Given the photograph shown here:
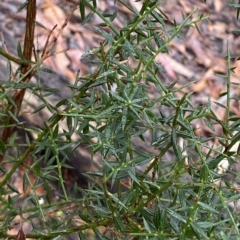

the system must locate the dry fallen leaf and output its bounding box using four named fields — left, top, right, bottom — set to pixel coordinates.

left=156, top=54, right=196, bottom=79
left=179, top=0, right=192, bottom=13
left=214, top=0, right=224, bottom=12
left=13, top=228, right=25, bottom=240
